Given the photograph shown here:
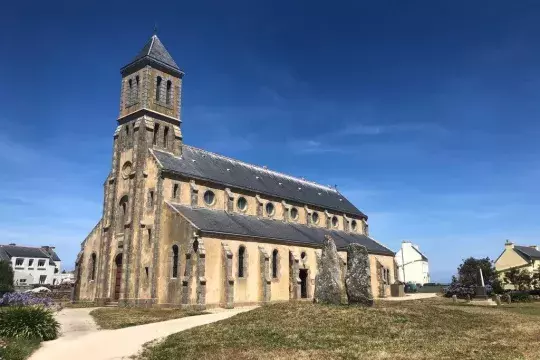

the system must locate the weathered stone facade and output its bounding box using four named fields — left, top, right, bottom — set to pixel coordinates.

left=74, top=34, right=397, bottom=308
